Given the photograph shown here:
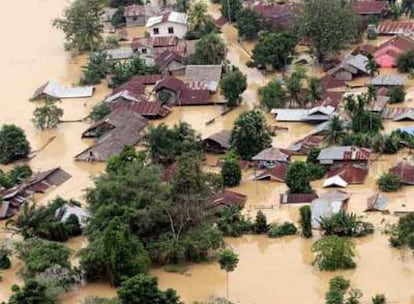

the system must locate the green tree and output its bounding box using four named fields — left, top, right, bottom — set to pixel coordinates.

left=6, top=202, right=41, bottom=239
left=117, top=274, right=182, bottom=304
left=108, top=0, right=143, bottom=7
left=90, top=102, right=111, bottom=121
left=299, top=205, right=312, bottom=238
left=0, top=124, right=30, bottom=164
left=258, top=79, right=288, bottom=111
left=229, top=110, right=272, bottom=160
left=8, top=280, right=54, bottom=304
left=367, top=85, right=377, bottom=103
left=319, top=211, right=374, bottom=237
left=285, top=161, right=312, bottom=194
left=221, top=151, right=242, bottom=187
left=53, top=0, right=104, bottom=52
left=312, top=236, right=356, bottom=271
left=325, top=276, right=350, bottom=304
left=32, top=98, right=64, bottom=130
left=366, top=54, right=378, bottom=77
left=220, top=67, right=247, bottom=107
left=387, top=86, right=406, bottom=103
left=217, top=206, right=253, bottom=237
left=144, top=122, right=202, bottom=165
left=7, top=165, right=32, bottom=185
left=372, top=294, right=387, bottom=304
left=254, top=210, right=269, bottom=234
left=111, top=55, right=159, bottom=87
left=325, top=116, right=346, bottom=145
left=397, top=49, right=414, bottom=72
left=377, top=173, right=402, bottom=192
left=286, top=70, right=305, bottom=107
left=268, top=222, right=297, bottom=238
left=389, top=213, right=414, bottom=248
left=295, top=0, right=357, bottom=62
left=252, top=32, right=296, bottom=70
left=81, top=52, right=113, bottom=85
left=106, top=146, right=145, bottom=175
left=221, top=0, right=242, bottom=23
left=235, top=8, right=262, bottom=40
left=111, top=7, right=126, bottom=28
left=0, top=246, right=11, bottom=269
left=188, top=1, right=209, bottom=31
left=189, top=34, right=226, bottom=64
left=218, top=249, right=239, bottom=301
left=307, top=77, right=323, bottom=105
